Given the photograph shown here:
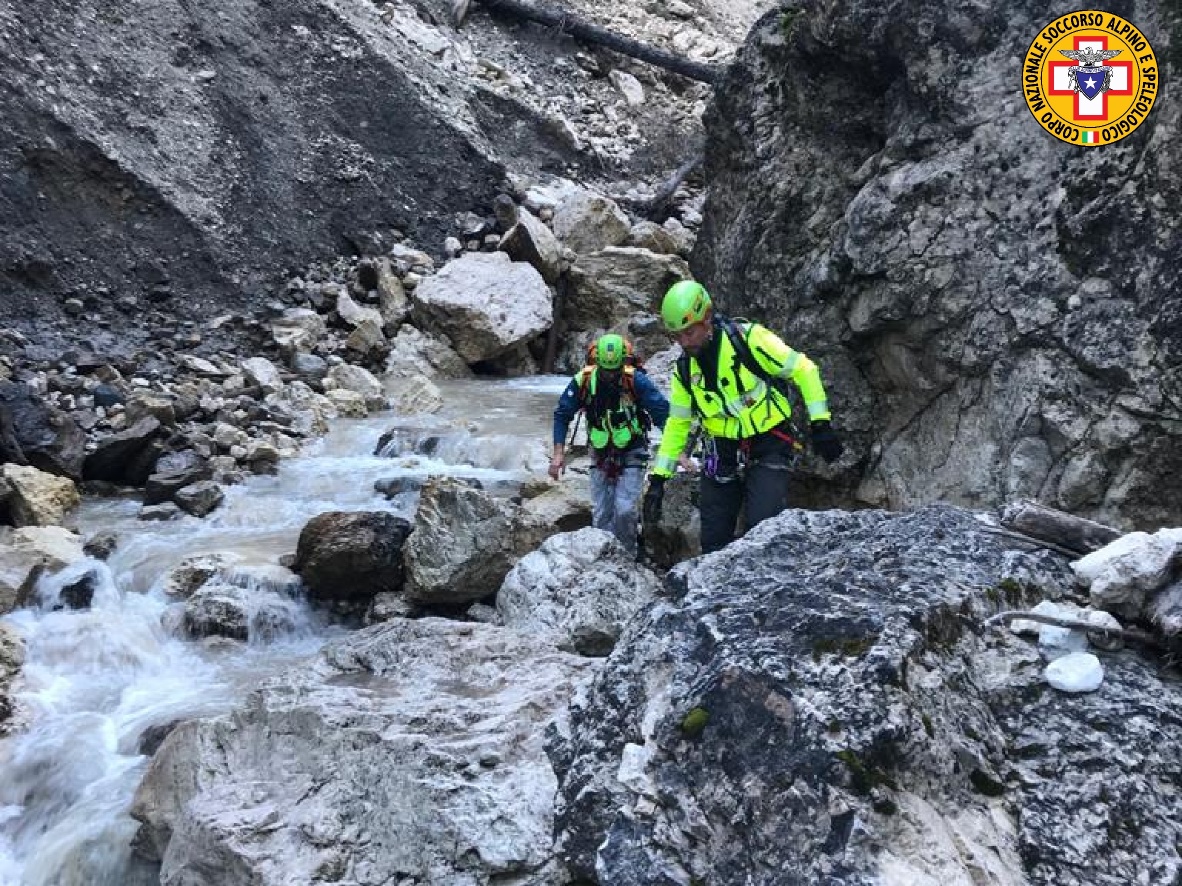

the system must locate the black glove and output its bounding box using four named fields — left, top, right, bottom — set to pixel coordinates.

left=810, top=420, right=844, bottom=463
left=642, top=475, right=666, bottom=524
